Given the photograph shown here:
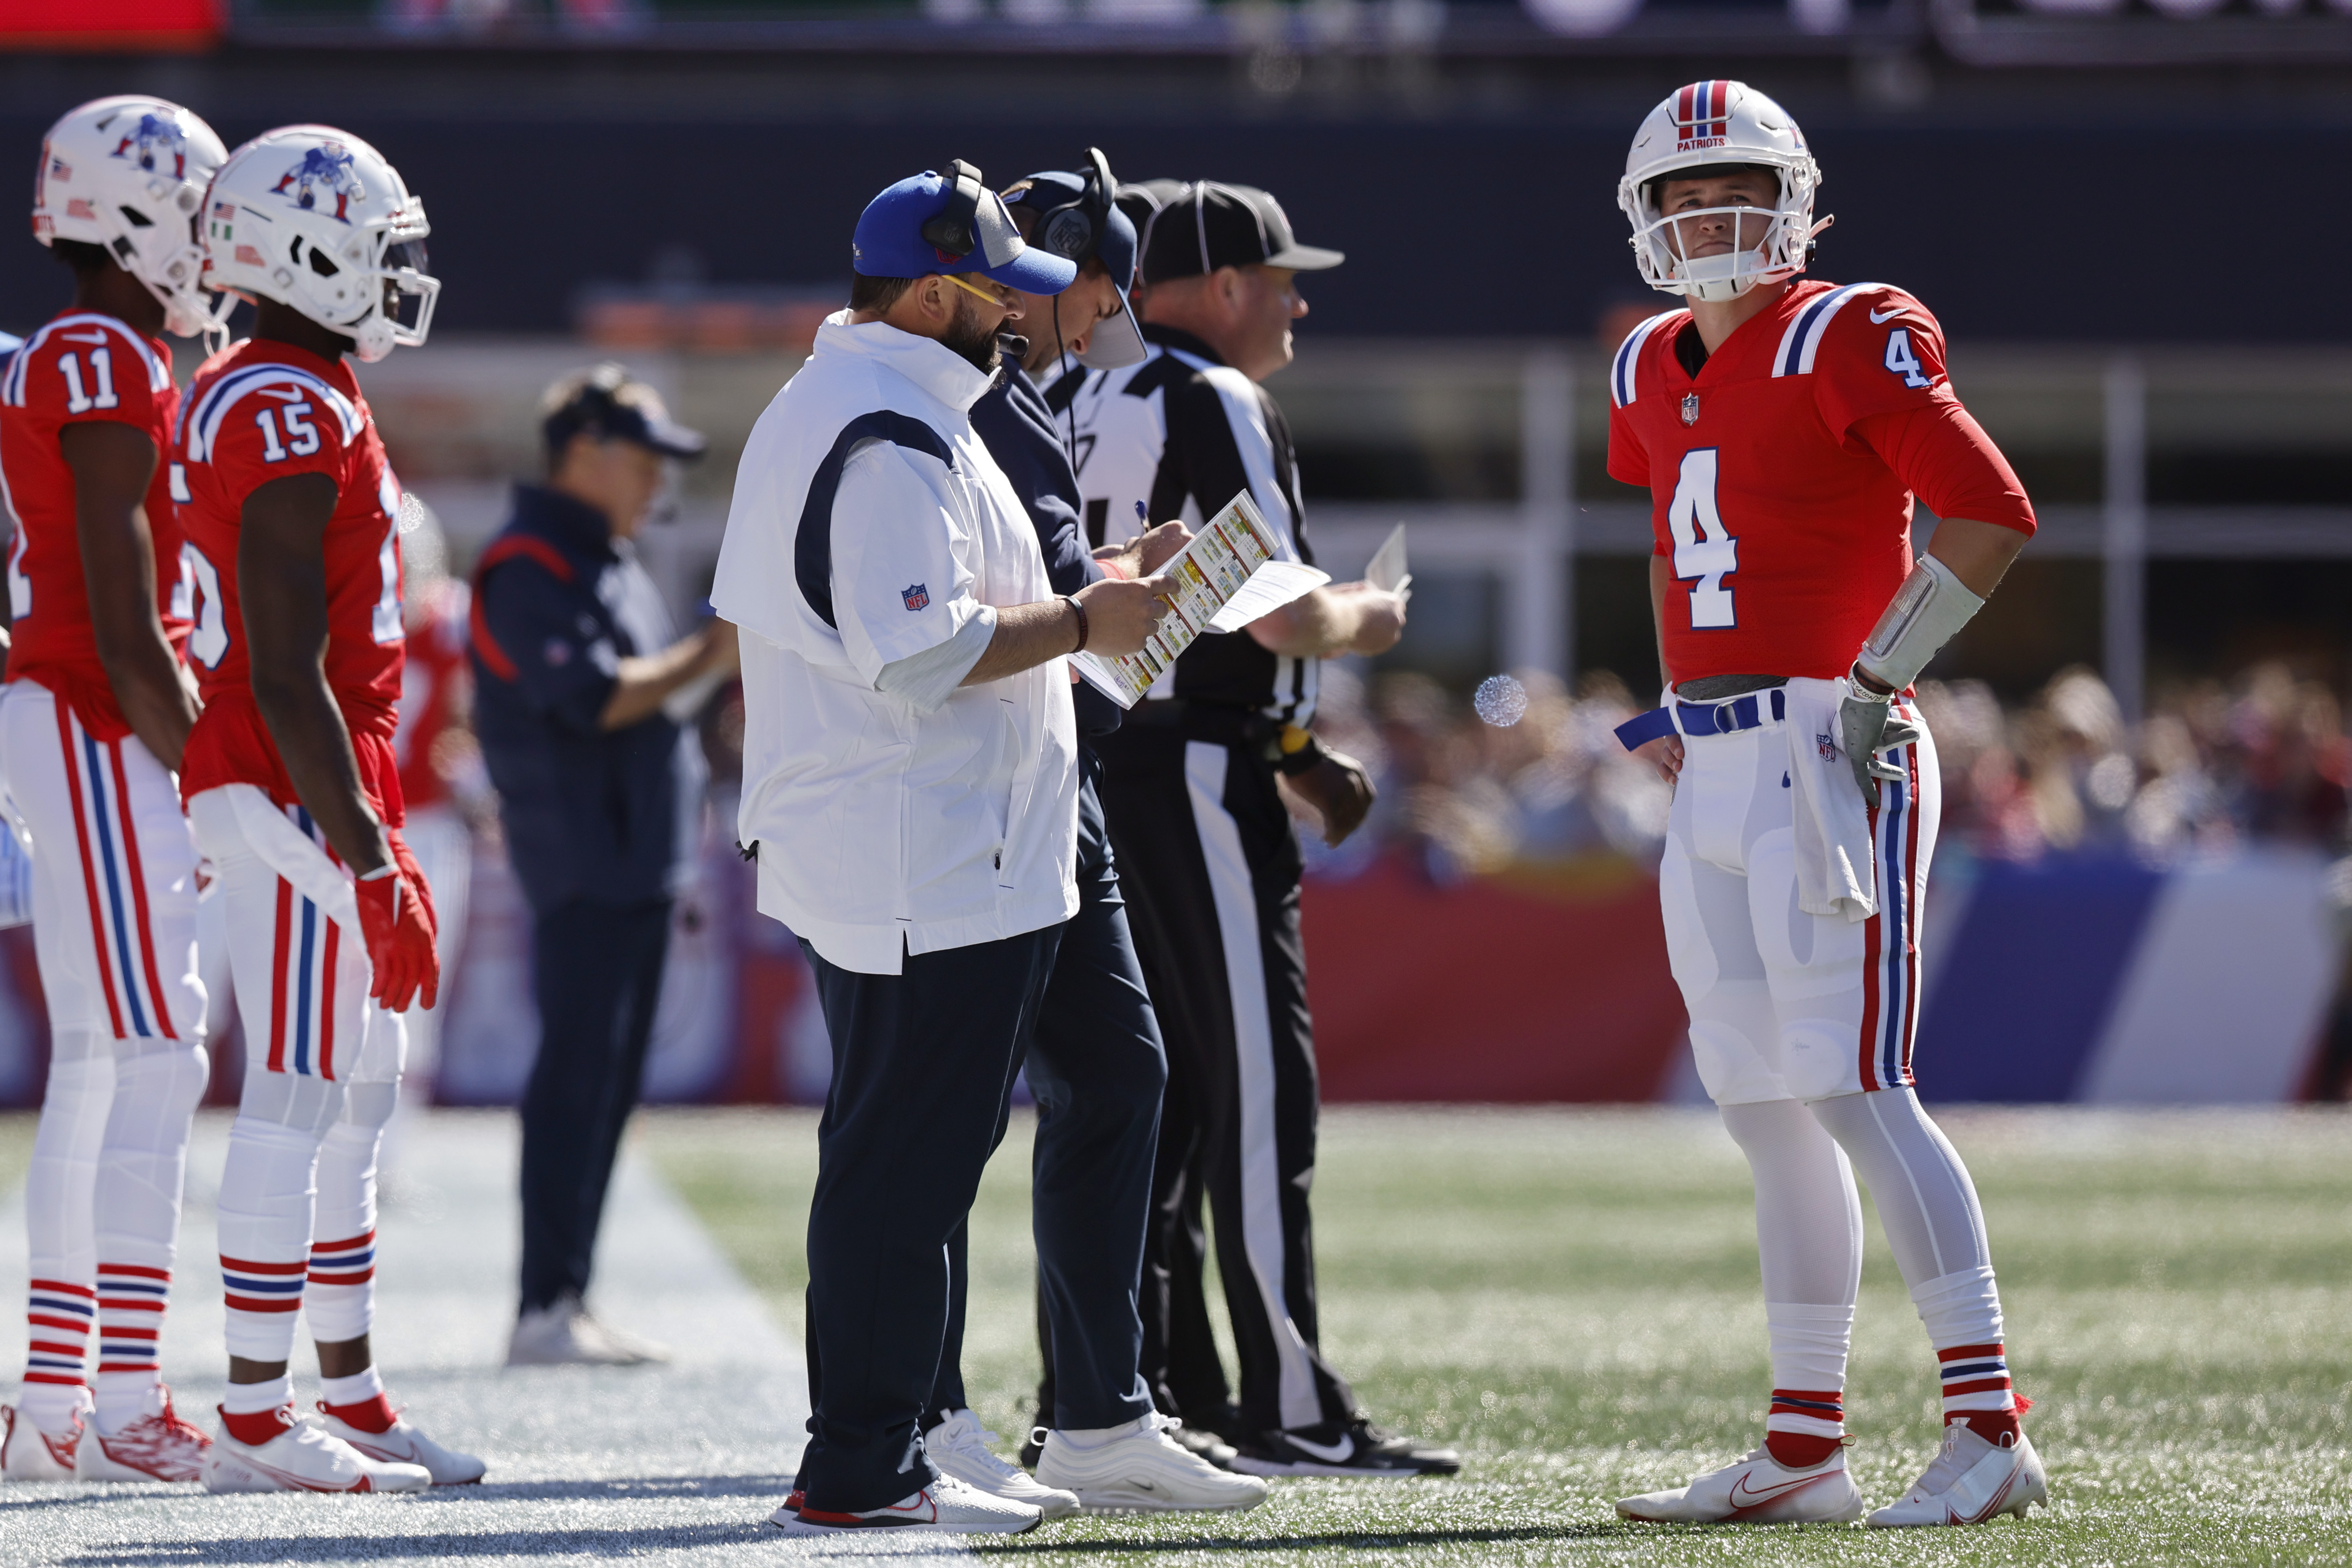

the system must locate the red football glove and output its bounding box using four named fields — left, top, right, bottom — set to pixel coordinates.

left=386, top=829, right=438, bottom=945
left=354, top=855, right=438, bottom=1013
